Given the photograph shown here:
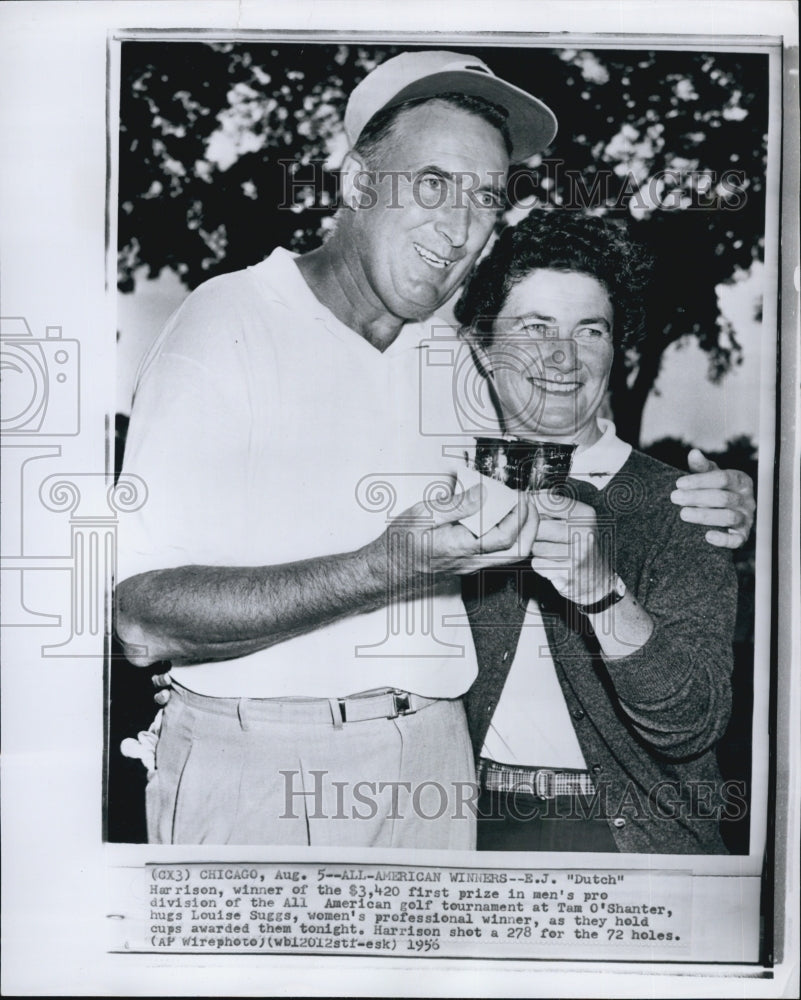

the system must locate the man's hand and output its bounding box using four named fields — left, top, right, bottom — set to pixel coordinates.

left=364, top=483, right=541, bottom=591
left=529, top=495, right=614, bottom=605
left=670, top=448, right=756, bottom=549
